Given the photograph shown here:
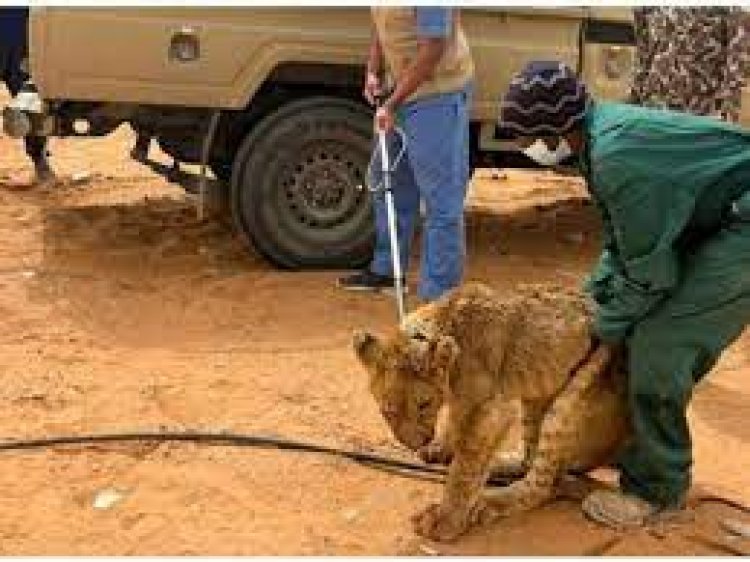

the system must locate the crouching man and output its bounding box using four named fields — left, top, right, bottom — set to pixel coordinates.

left=499, top=60, right=750, bottom=528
